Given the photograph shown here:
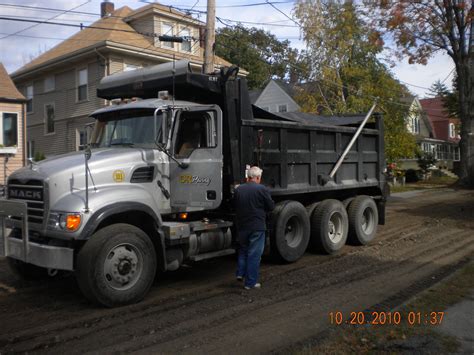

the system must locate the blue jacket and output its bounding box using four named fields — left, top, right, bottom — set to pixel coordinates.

left=234, top=182, right=275, bottom=231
